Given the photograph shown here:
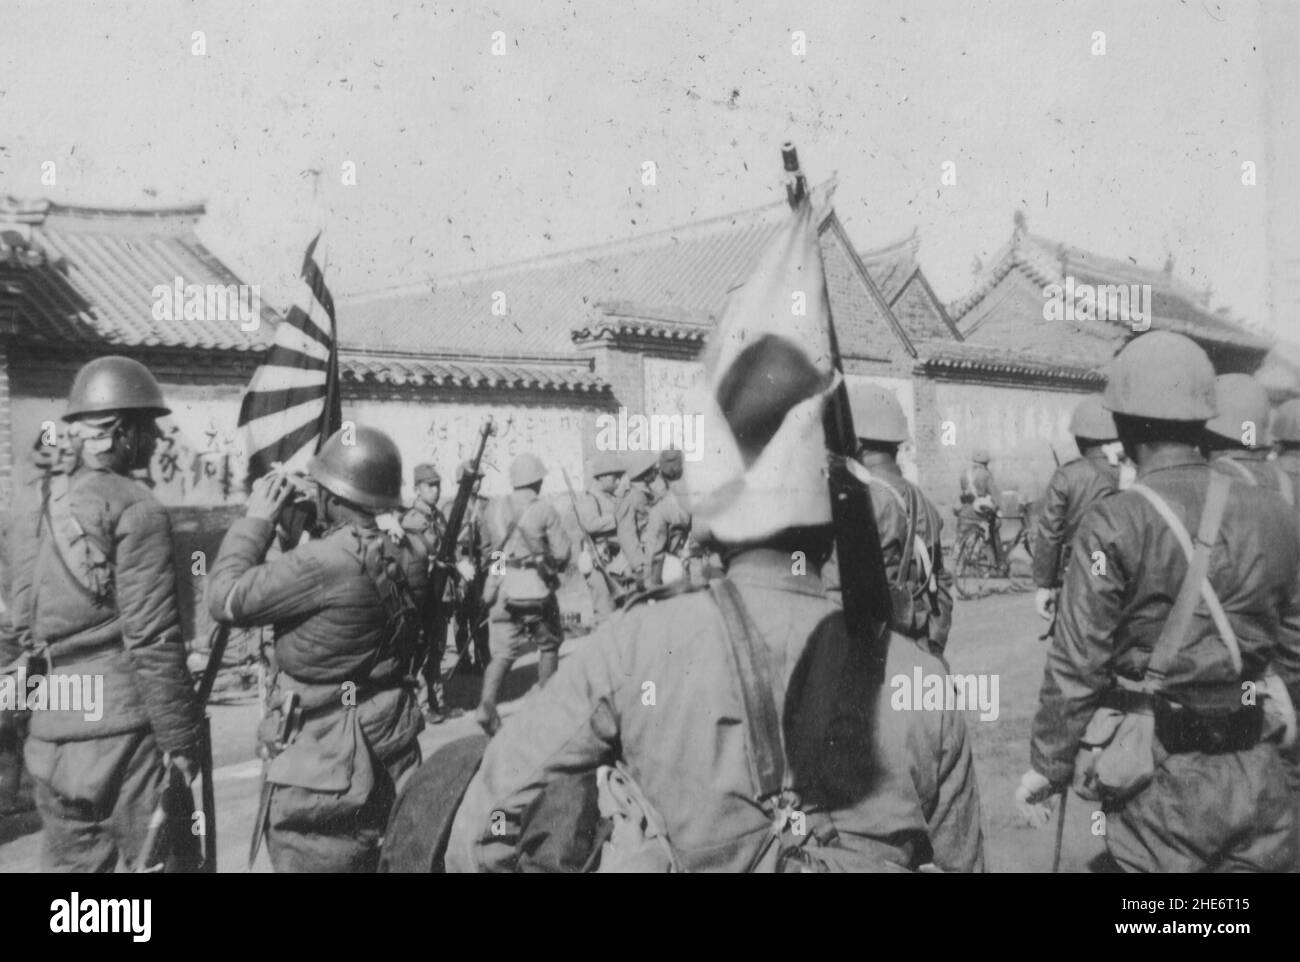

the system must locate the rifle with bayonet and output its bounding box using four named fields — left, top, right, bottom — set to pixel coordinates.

left=559, top=466, right=623, bottom=608
left=782, top=143, right=894, bottom=683
left=431, top=418, right=496, bottom=686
